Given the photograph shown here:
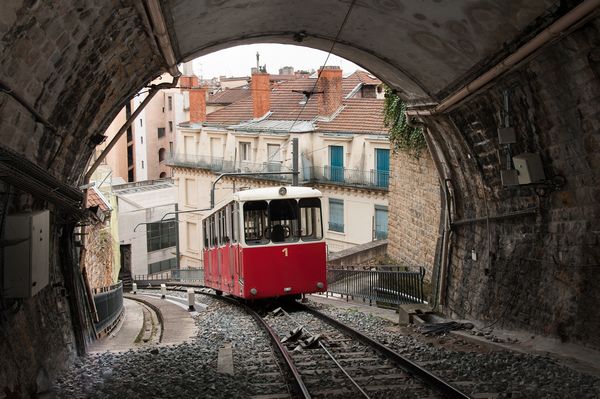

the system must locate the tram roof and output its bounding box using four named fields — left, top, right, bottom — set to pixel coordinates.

left=233, top=186, right=322, bottom=202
